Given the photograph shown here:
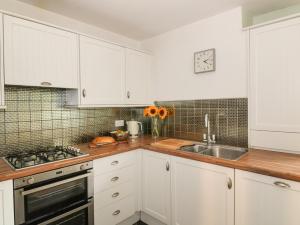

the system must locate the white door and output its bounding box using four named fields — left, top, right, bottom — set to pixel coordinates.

left=250, top=17, right=300, bottom=133
left=0, top=180, right=14, bottom=225
left=4, top=15, right=79, bottom=89
left=80, top=36, right=125, bottom=105
left=171, top=156, right=234, bottom=225
left=236, top=170, right=300, bottom=225
left=142, top=150, right=171, bottom=224
left=0, top=13, right=4, bottom=108
left=125, top=49, right=151, bottom=105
